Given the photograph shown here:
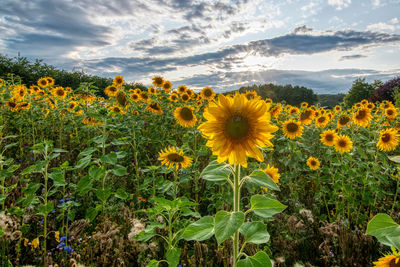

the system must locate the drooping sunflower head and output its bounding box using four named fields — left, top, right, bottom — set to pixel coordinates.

left=353, top=108, right=372, bottom=127
left=162, top=81, right=172, bottom=92
left=377, top=128, right=399, bottom=152
left=116, top=91, right=128, bottom=106
left=174, top=106, right=197, bottom=127
left=198, top=93, right=278, bottom=167
left=334, top=134, right=353, bottom=154
left=282, top=120, right=303, bottom=139
left=320, top=129, right=337, bottom=146
left=169, top=93, right=179, bottom=102
left=146, top=102, right=163, bottom=114
left=201, top=86, right=215, bottom=101
left=6, top=100, right=18, bottom=111
left=307, top=156, right=320, bottom=171
left=17, top=102, right=30, bottom=110
left=158, top=146, right=192, bottom=170
left=113, top=75, right=125, bottom=86
left=337, top=115, right=351, bottom=127
left=385, top=107, right=397, bottom=120
left=181, top=93, right=191, bottom=102
left=30, top=85, right=40, bottom=94
left=177, top=85, right=187, bottom=94
left=105, top=85, right=118, bottom=97
left=262, top=164, right=280, bottom=184
left=299, top=108, right=315, bottom=125
left=152, top=76, right=164, bottom=87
